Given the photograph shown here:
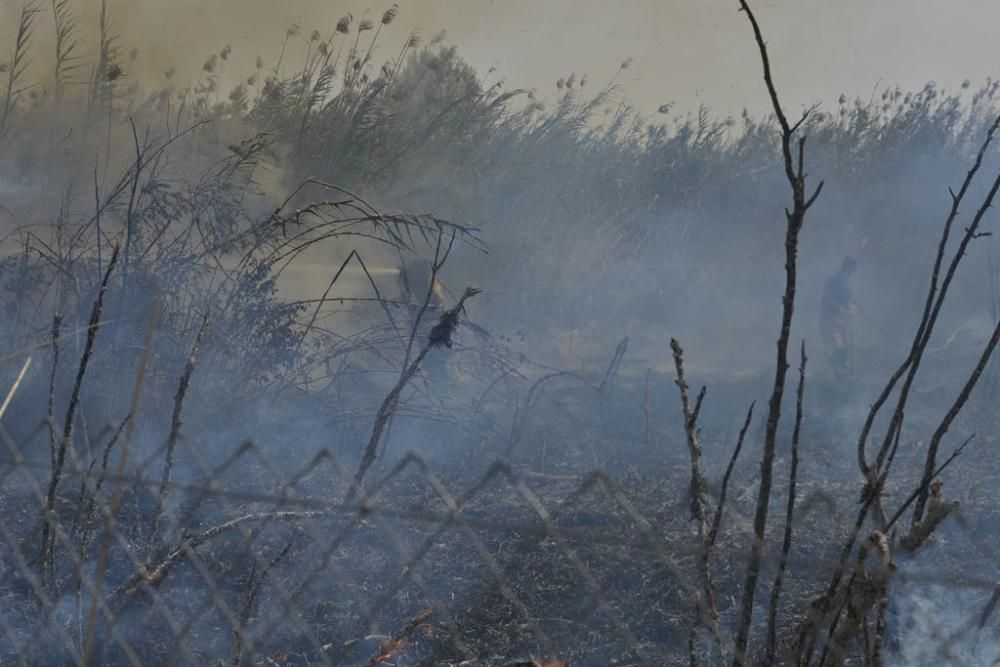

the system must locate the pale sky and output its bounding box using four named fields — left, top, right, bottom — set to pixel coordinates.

left=4, top=1, right=999, bottom=118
